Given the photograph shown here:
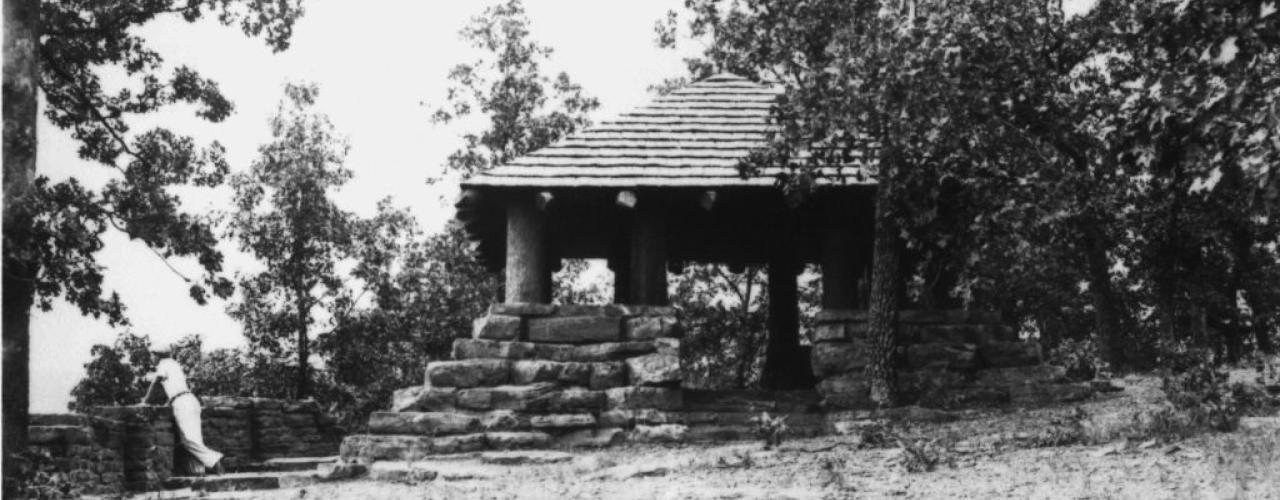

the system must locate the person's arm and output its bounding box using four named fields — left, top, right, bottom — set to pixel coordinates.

left=140, top=375, right=166, bottom=405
